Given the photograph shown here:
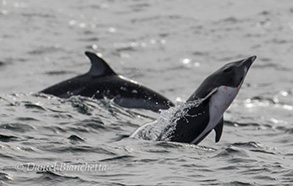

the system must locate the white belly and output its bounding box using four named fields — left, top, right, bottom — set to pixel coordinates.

left=191, top=85, right=239, bottom=144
